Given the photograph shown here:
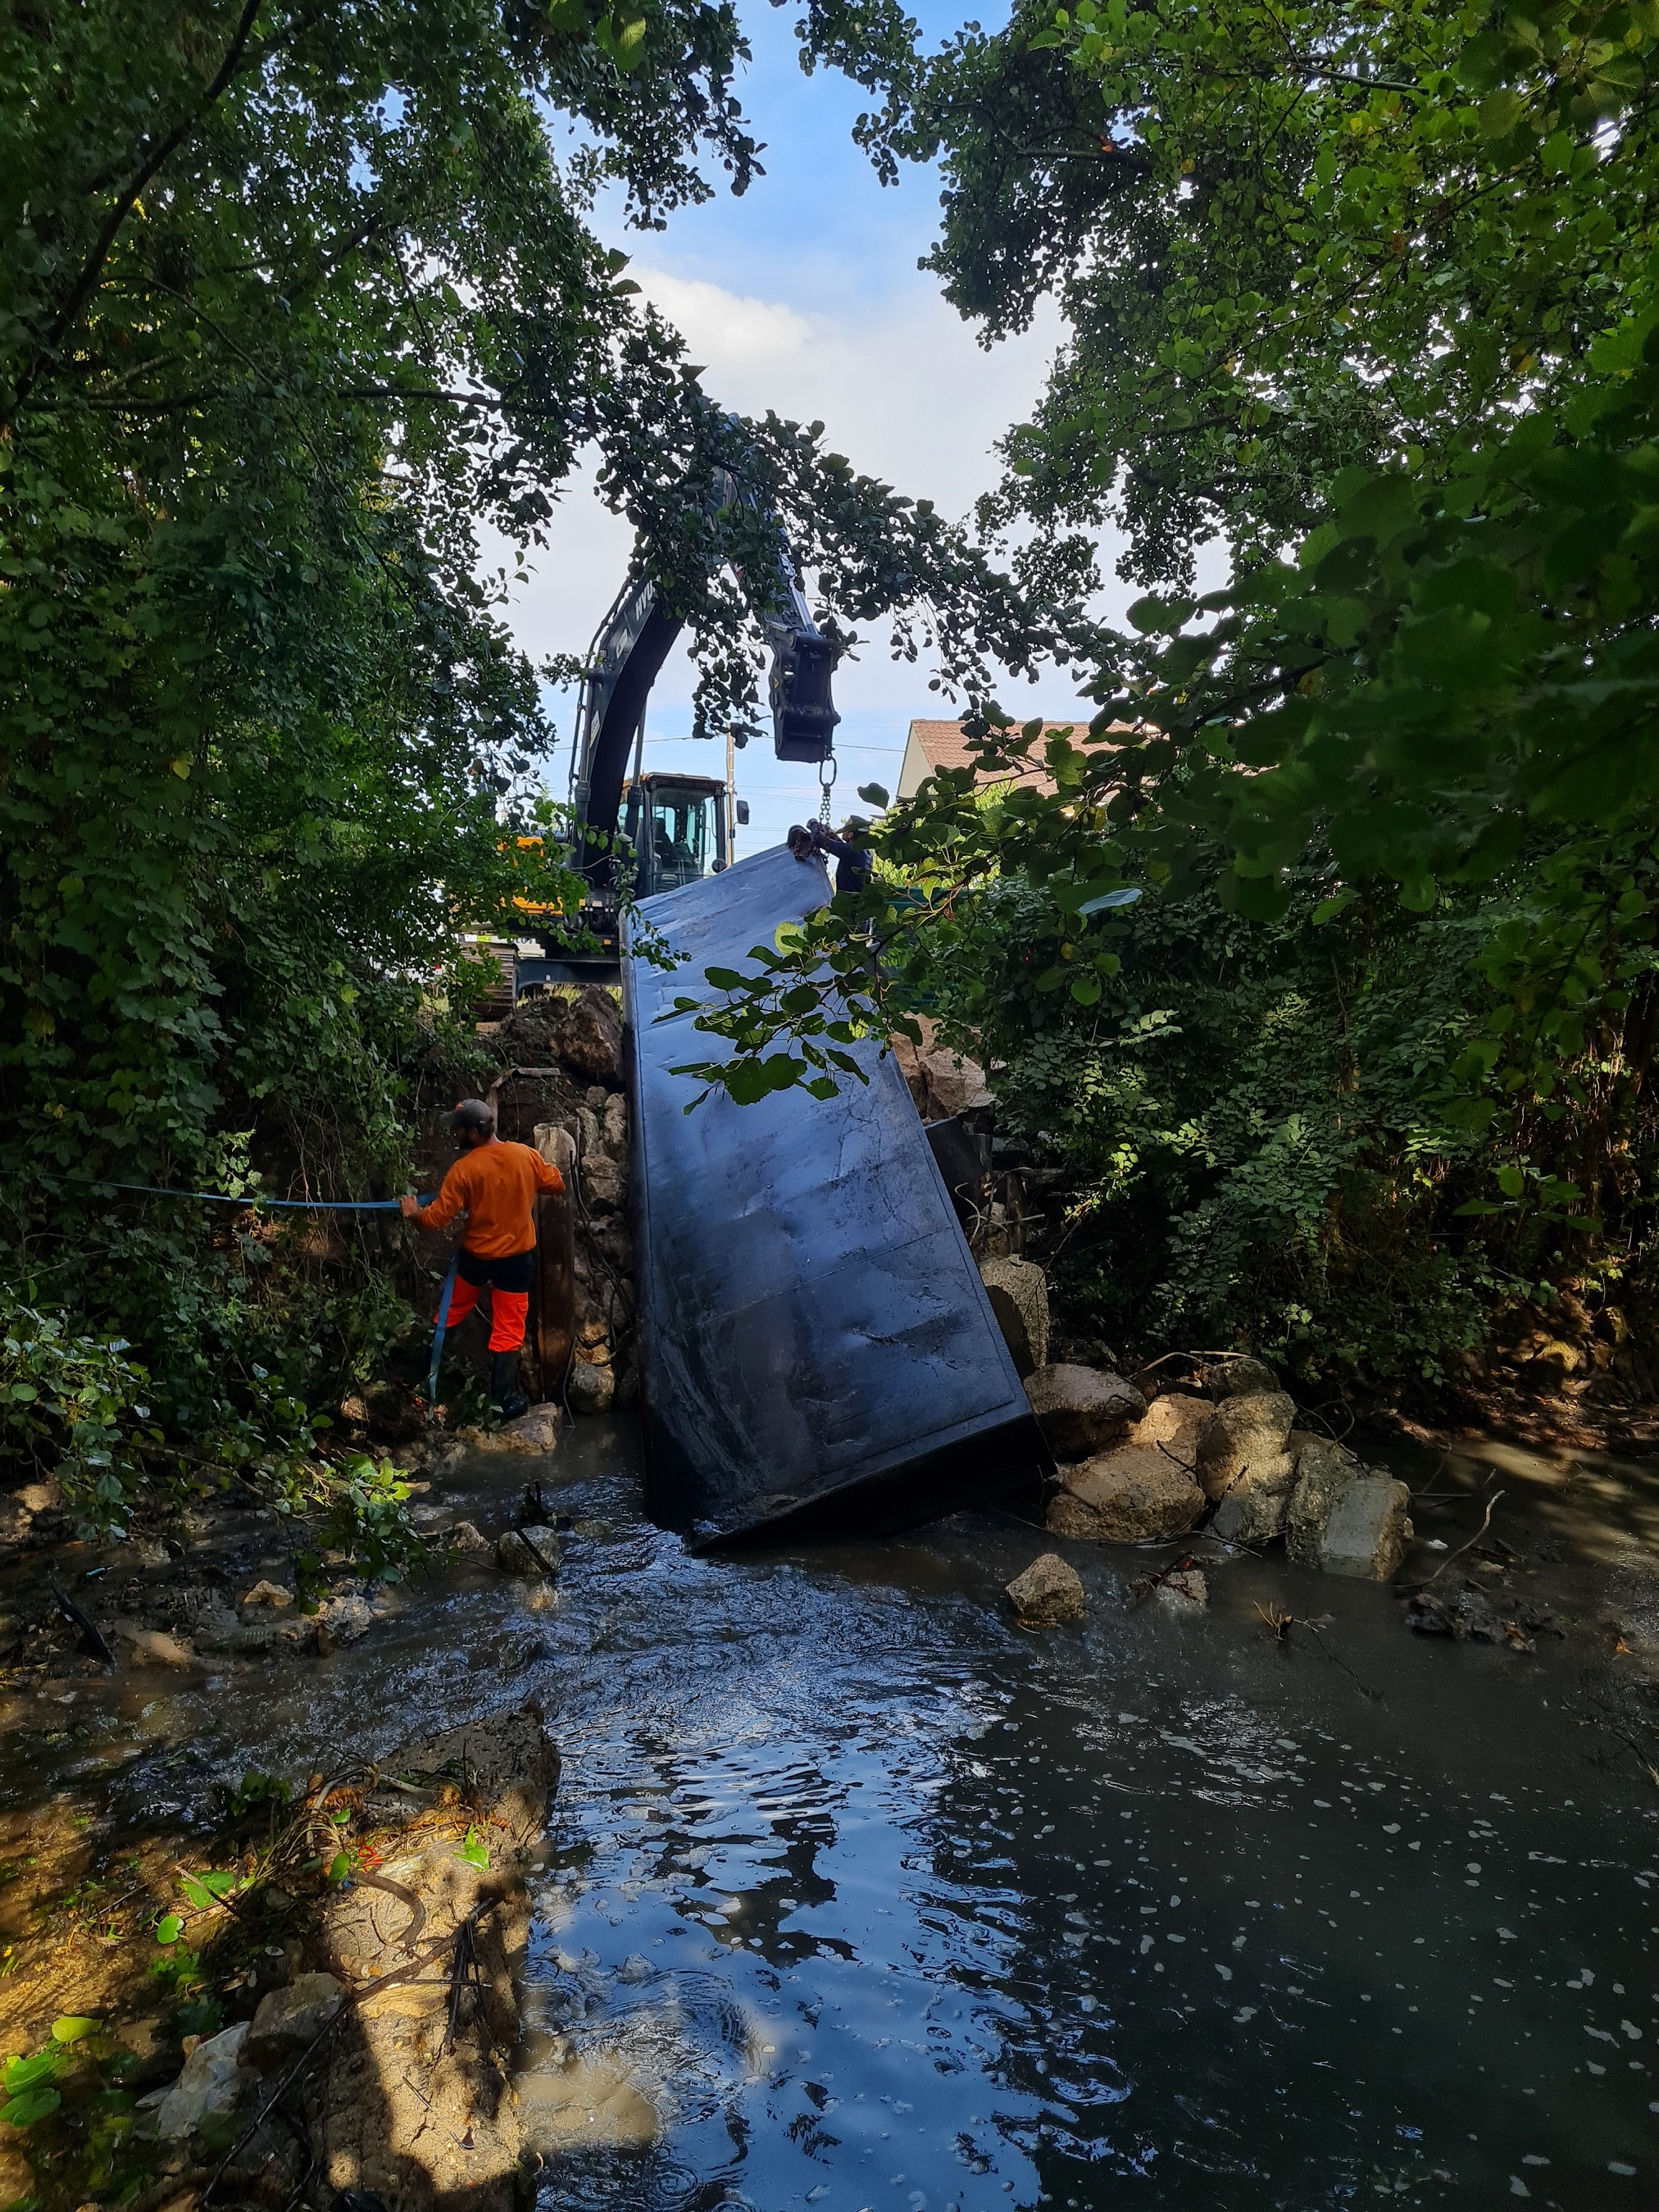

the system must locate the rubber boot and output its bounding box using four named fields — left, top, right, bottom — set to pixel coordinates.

left=490, top=1350, right=529, bottom=1422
